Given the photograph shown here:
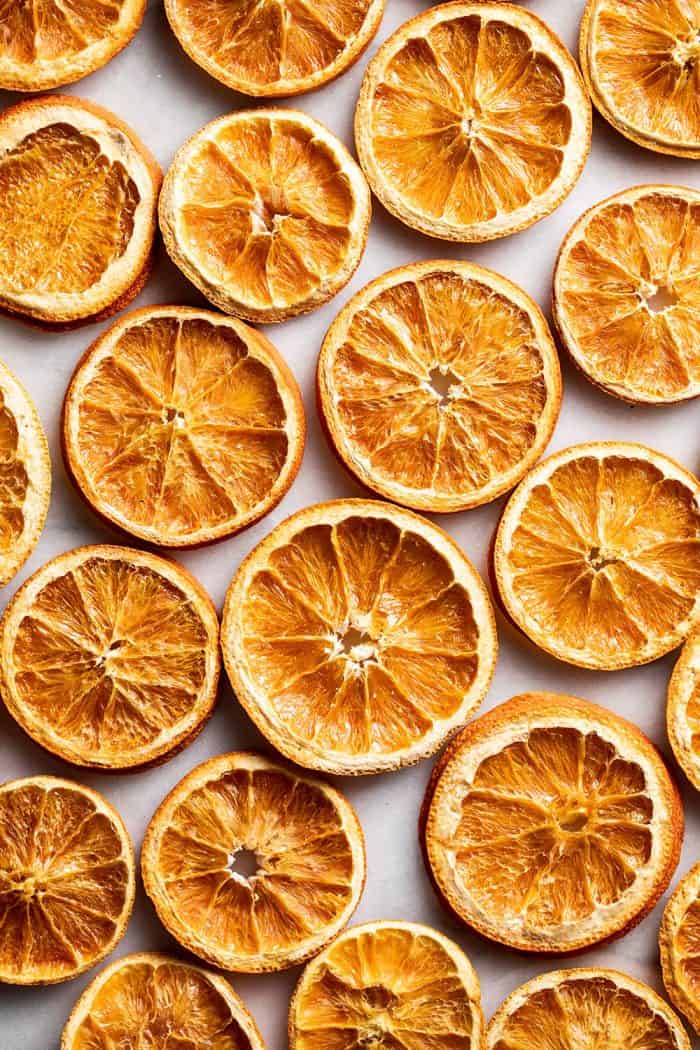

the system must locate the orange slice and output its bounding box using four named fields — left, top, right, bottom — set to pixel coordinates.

left=493, top=441, right=700, bottom=670
left=318, top=260, right=561, bottom=512
left=581, top=0, right=700, bottom=158
left=661, top=863, right=700, bottom=1036
left=141, top=752, right=366, bottom=973
left=422, top=693, right=683, bottom=953
left=62, top=306, right=305, bottom=547
left=667, top=631, right=700, bottom=792
left=0, top=545, right=220, bottom=770
left=0, top=1, right=146, bottom=91
left=165, top=0, right=385, bottom=98
left=0, top=775, right=134, bottom=985
left=355, top=3, right=591, bottom=242
left=289, top=920, right=485, bottom=1049
left=221, top=499, right=497, bottom=775
left=0, top=96, right=161, bottom=329
left=554, top=185, right=700, bottom=405
left=159, top=109, right=371, bottom=323
left=62, top=952, right=265, bottom=1050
